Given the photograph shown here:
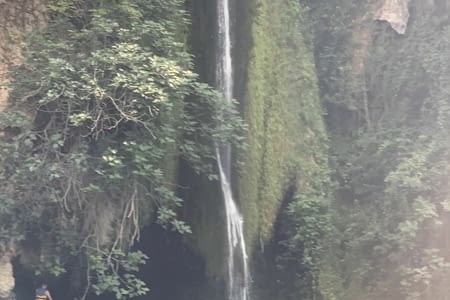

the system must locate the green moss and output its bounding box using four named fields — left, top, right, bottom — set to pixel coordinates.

left=181, top=174, right=226, bottom=276
left=238, top=0, right=329, bottom=253
left=178, top=0, right=226, bottom=277
left=183, top=0, right=329, bottom=277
